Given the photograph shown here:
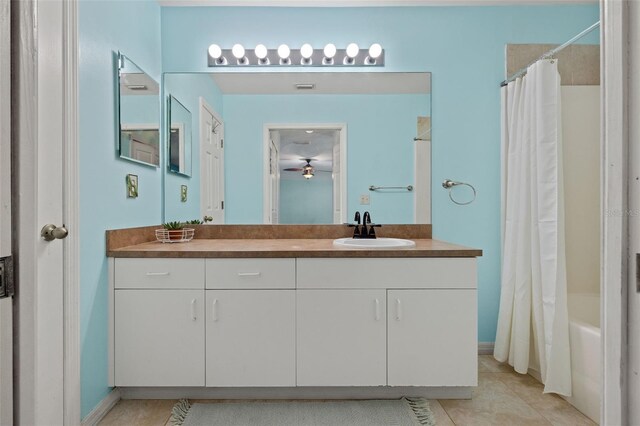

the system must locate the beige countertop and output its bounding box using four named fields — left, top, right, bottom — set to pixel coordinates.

left=107, top=238, right=482, bottom=258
